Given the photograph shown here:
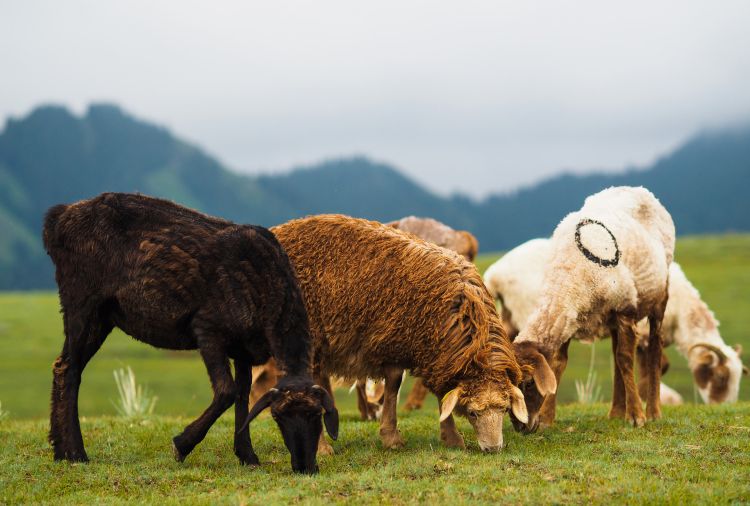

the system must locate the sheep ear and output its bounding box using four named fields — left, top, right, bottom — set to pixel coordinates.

left=439, top=388, right=460, bottom=422
left=533, top=357, right=557, bottom=397
left=313, top=385, right=339, bottom=440
left=510, top=385, right=528, bottom=424
left=733, top=343, right=743, bottom=356
left=692, top=363, right=713, bottom=388
left=742, top=365, right=749, bottom=376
